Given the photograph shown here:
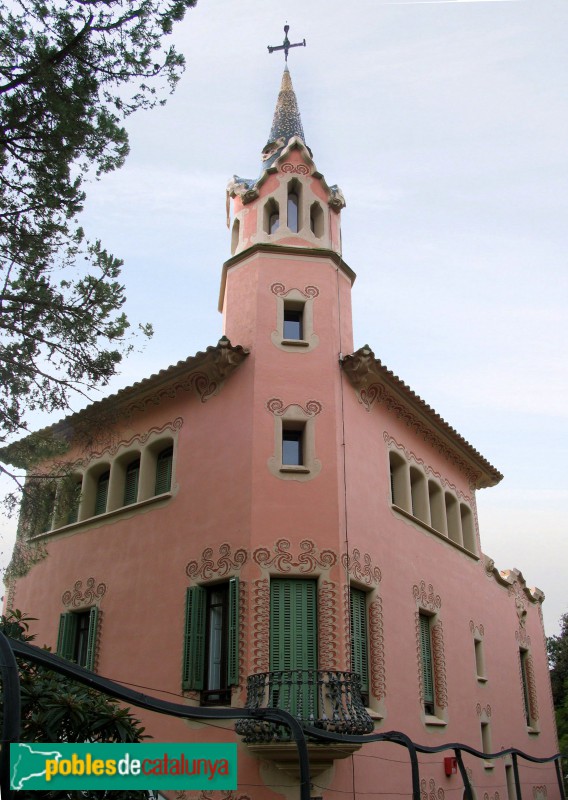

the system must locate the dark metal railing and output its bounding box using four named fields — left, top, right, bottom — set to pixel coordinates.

left=235, top=669, right=374, bottom=742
